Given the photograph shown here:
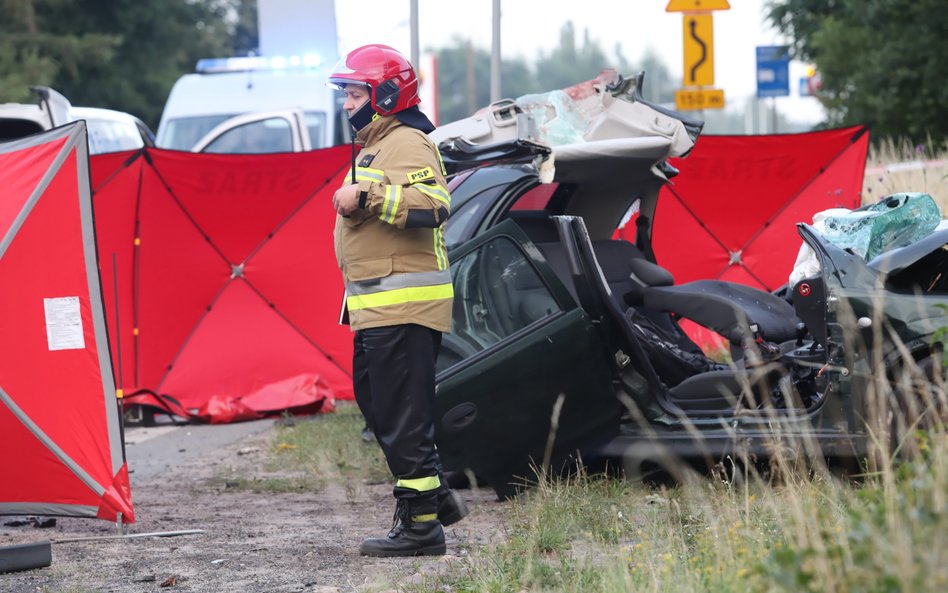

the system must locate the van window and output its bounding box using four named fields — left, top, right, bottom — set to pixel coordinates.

left=161, top=114, right=235, bottom=151
left=303, top=111, right=327, bottom=149
left=202, top=117, right=293, bottom=154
